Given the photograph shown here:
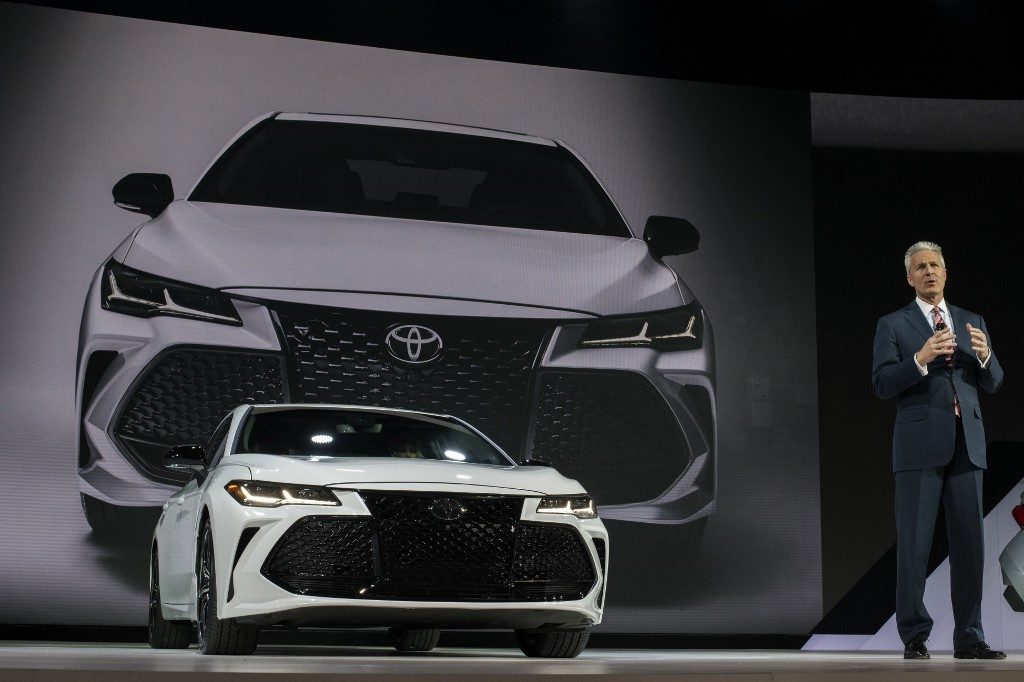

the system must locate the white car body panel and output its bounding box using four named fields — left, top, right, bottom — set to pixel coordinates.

left=235, top=454, right=585, bottom=495
left=1000, top=531, right=1024, bottom=609
left=999, top=492, right=1024, bottom=612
